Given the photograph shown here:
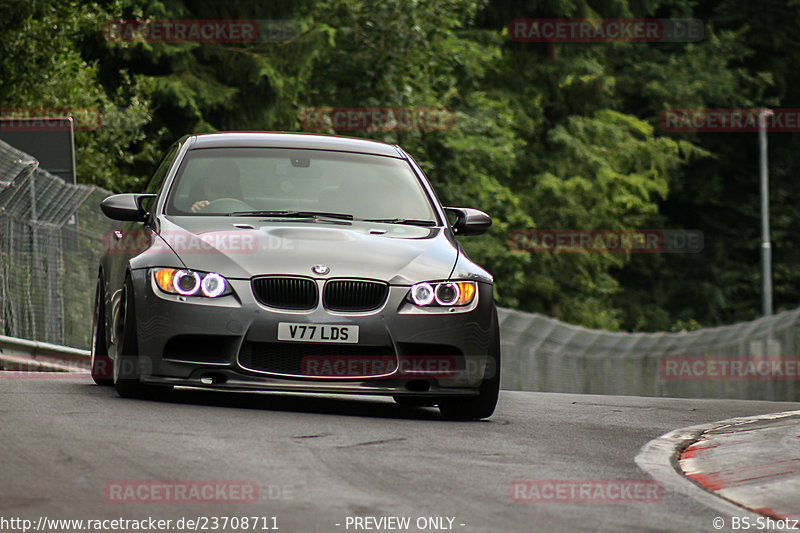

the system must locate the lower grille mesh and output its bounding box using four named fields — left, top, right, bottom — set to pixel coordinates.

left=238, top=341, right=396, bottom=377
